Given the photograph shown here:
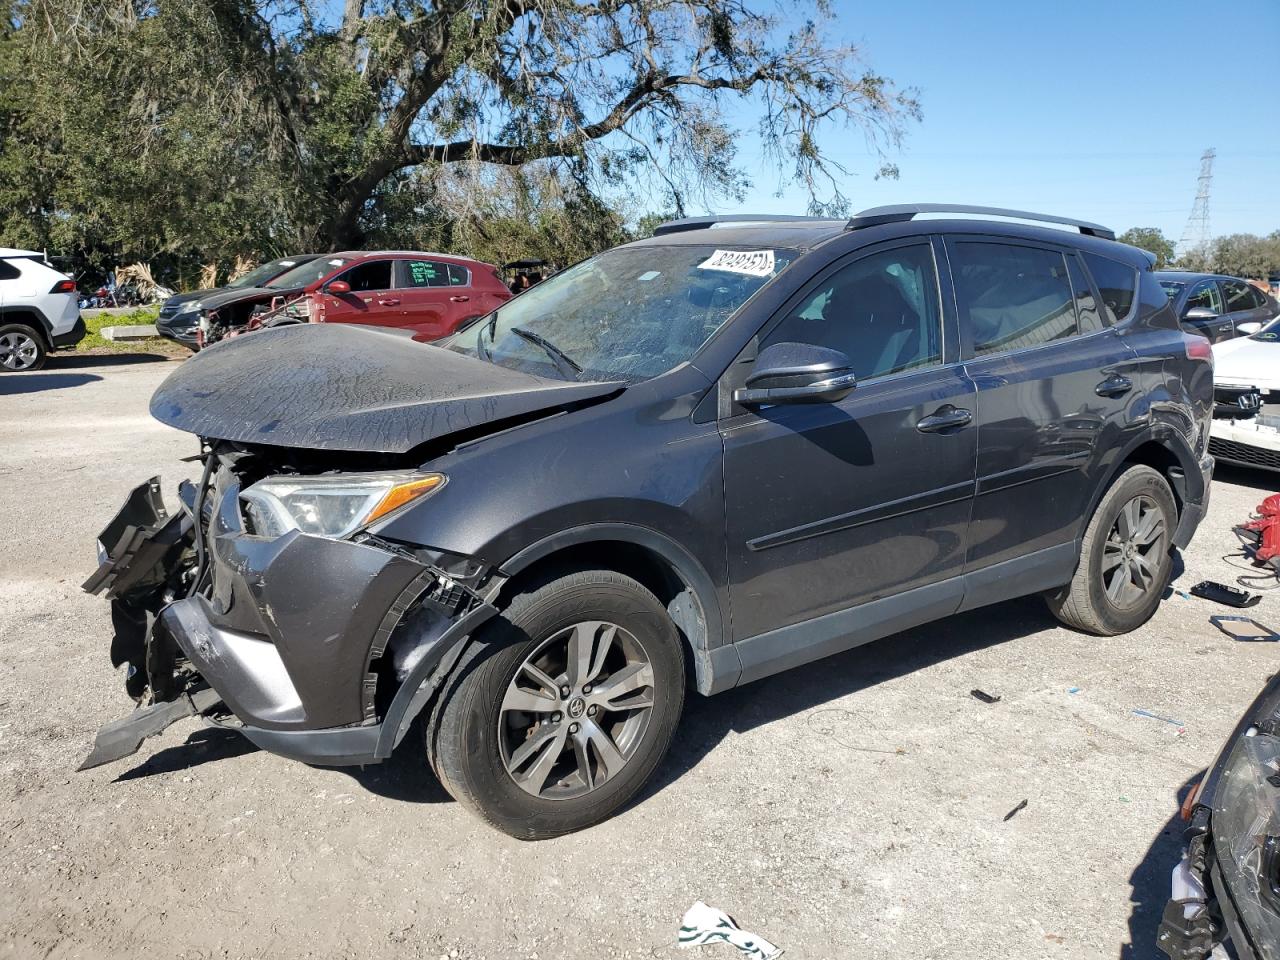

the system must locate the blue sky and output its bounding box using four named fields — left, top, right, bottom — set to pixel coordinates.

left=723, top=0, right=1280, bottom=239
